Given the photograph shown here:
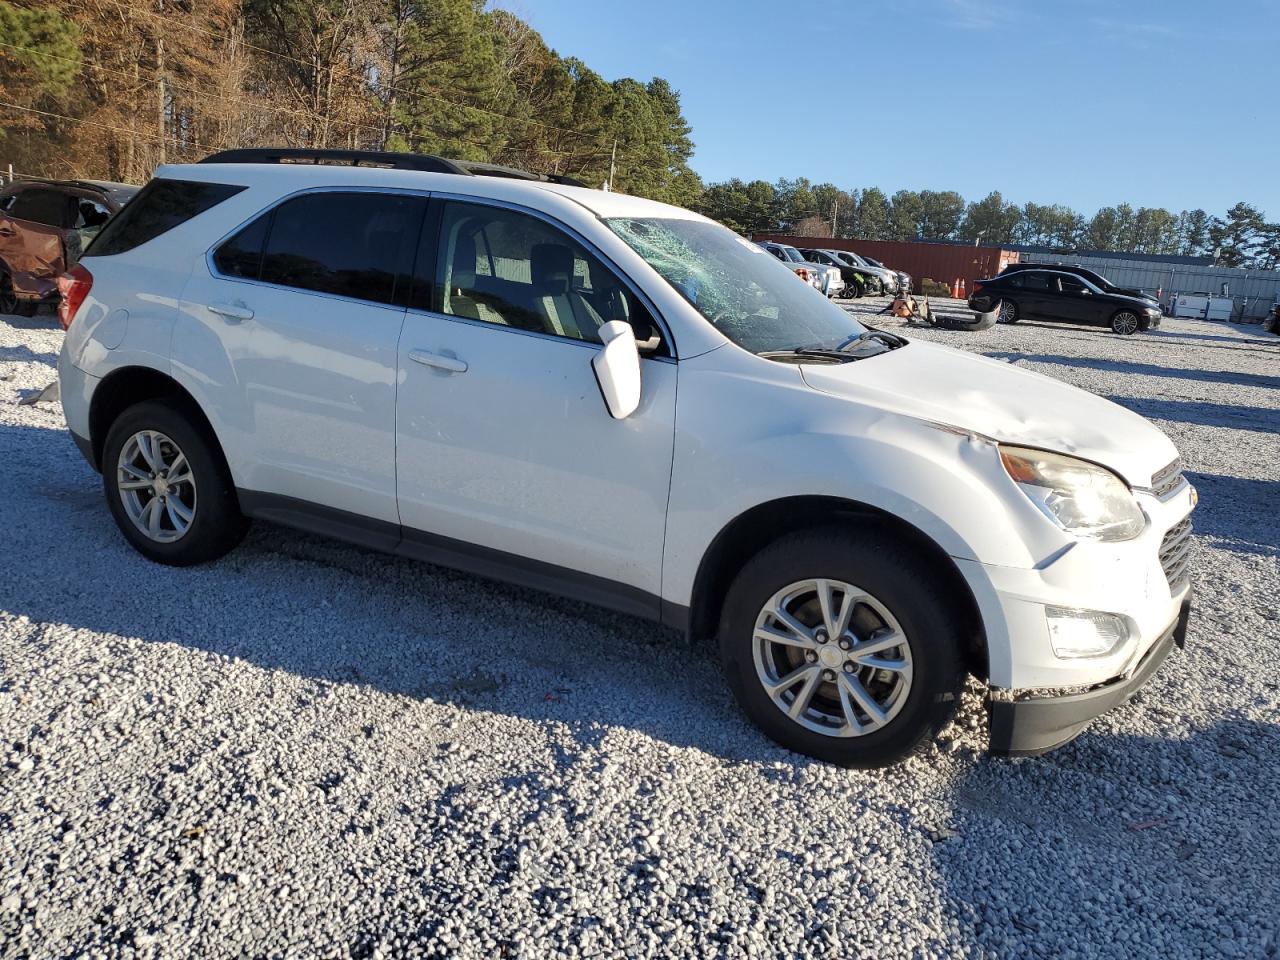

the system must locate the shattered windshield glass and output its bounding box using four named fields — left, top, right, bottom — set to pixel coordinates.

left=605, top=217, right=869, bottom=355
